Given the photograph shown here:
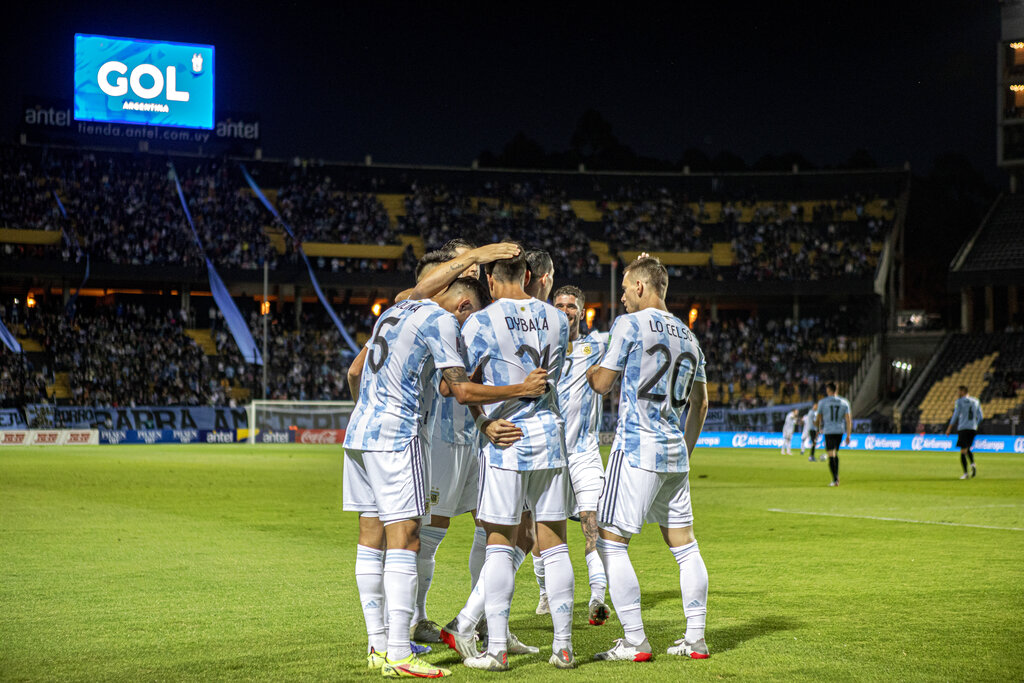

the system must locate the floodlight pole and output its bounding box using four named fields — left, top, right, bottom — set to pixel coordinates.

left=262, top=259, right=268, bottom=400
left=609, top=258, right=618, bottom=323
